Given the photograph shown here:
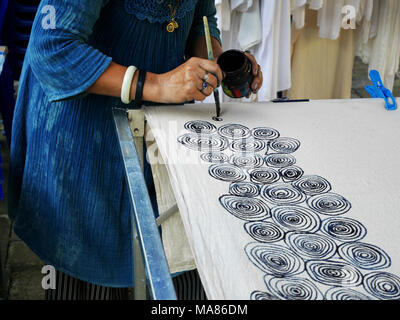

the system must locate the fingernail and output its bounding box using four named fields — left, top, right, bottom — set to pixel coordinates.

left=252, top=83, right=258, bottom=92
